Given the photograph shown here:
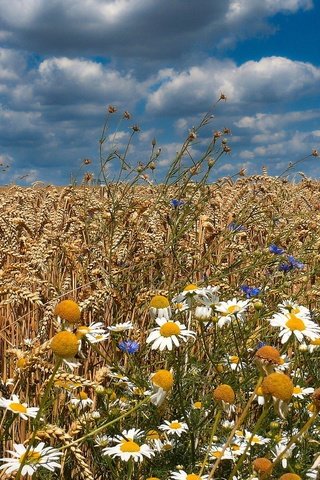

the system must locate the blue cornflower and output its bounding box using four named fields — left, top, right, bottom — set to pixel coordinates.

left=269, top=244, right=284, bottom=254
left=228, top=221, right=245, bottom=232
left=118, top=340, right=139, bottom=354
left=170, top=199, right=184, bottom=209
left=257, top=341, right=267, bottom=350
left=240, top=285, right=261, bottom=298
left=287, top=255, right=304, bottom=270
left=279, top=254, right=304, bottom=272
